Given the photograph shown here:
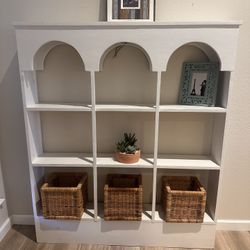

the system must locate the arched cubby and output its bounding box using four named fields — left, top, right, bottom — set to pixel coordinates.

left=15, top=22, right=241, bottom=248
left=96, top=43, right=156, bottom=106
